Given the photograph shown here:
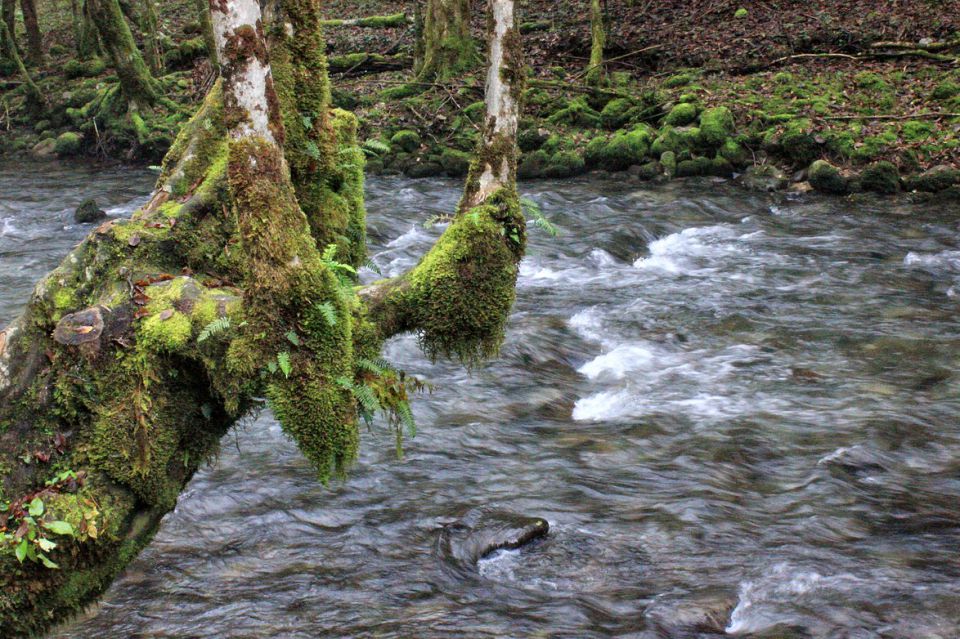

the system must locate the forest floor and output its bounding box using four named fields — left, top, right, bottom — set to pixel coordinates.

left=1, top=0, right=959, bottom=192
